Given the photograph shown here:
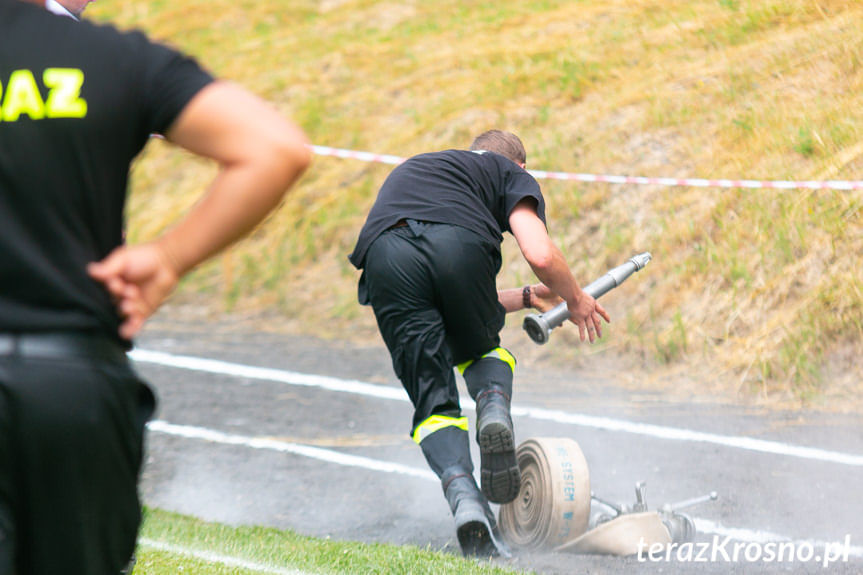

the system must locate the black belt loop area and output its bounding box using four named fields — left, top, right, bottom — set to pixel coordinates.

left=387, top=219, right=409, bottom=230
left=0, top=332, right=128, bottom=363
left=386, top=218, right=429, bottom=237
